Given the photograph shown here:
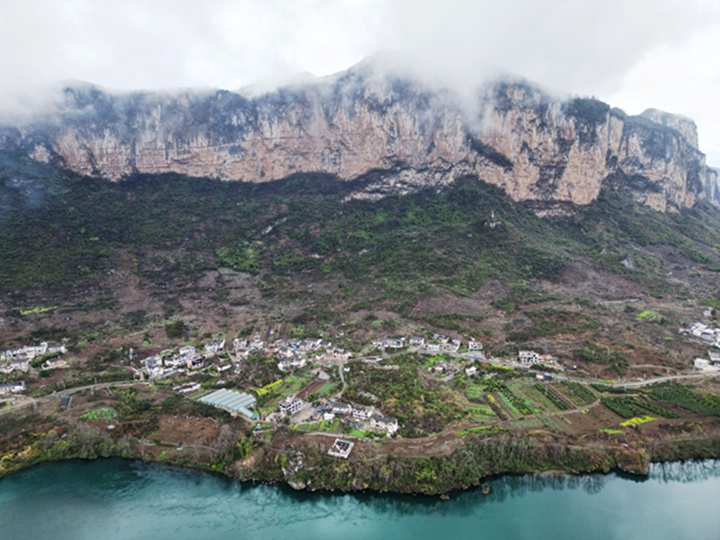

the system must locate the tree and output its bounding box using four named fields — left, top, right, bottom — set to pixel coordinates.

left=165, top=320, right=188, bottom=339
